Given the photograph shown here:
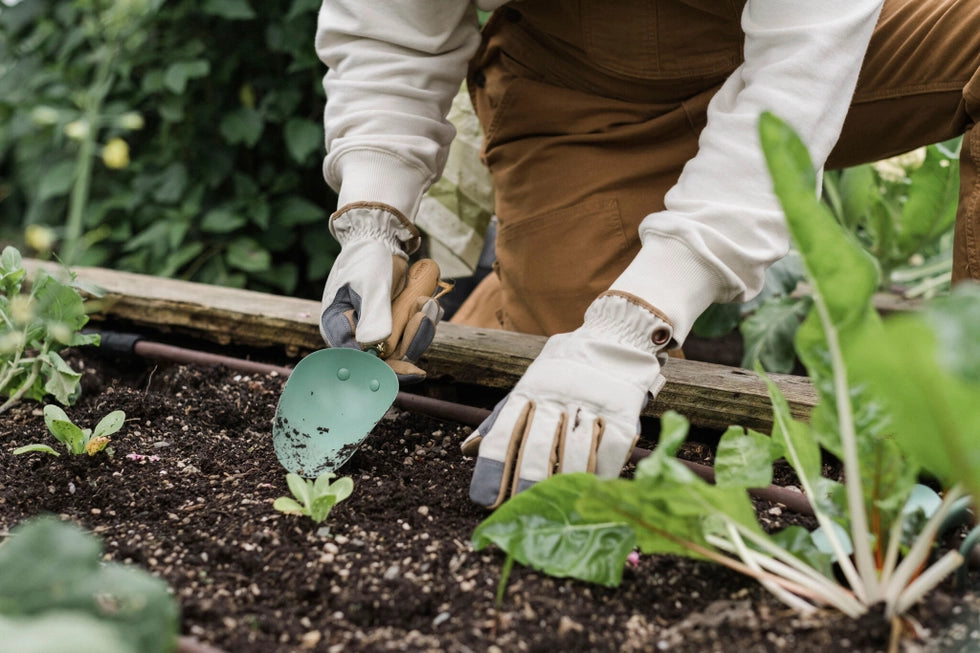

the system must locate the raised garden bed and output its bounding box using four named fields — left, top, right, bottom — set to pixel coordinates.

left=3, top=262, right=979, bottom=651
left=2, top=344, right=978, bottom=652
